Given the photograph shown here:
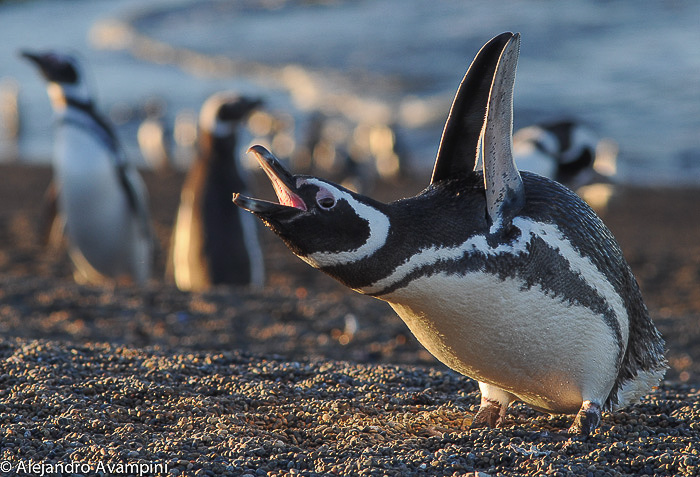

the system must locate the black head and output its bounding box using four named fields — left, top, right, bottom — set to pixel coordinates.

left=234, top=145, right=390, bottom=269
left=218, top=96, right=263, bottom=122
left=199, top=92, right=262, bottom=137
left=234, top=32, right=522, bottom=274
left=20, top=50, right=80, bottom=85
